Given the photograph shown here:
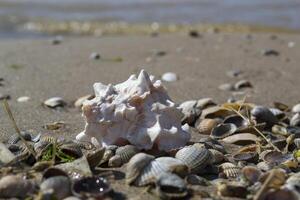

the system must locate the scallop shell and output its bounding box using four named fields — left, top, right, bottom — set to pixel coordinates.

left=175, top=143, right=212, bottom=173
left=251, top=106, right=278, bottom=127
left=108, top=145, right=139, bottom=167
left=196, top=118, right=220, bottom=135
left=219, top=162, right=241, bottom=179
left=222, top=133, right=260, bottom=145
left=156, top=173, right=188, bottom=199
left=155, top=157, right=188, bottom=177
left=211, top=123, right=237, bottom=139
left=126, top=153, right=155, bottom=185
